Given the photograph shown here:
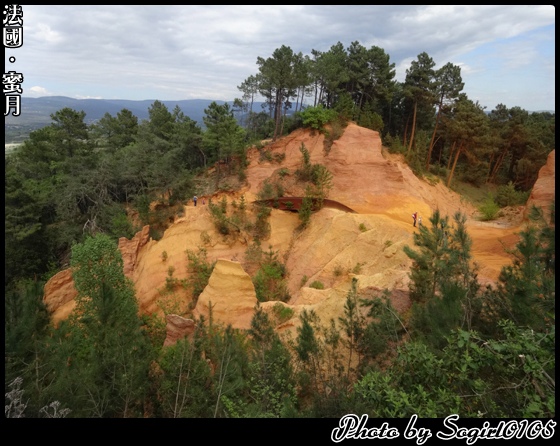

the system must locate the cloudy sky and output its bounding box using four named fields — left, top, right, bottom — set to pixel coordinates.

left=6, top=5, right=555, bottom=112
